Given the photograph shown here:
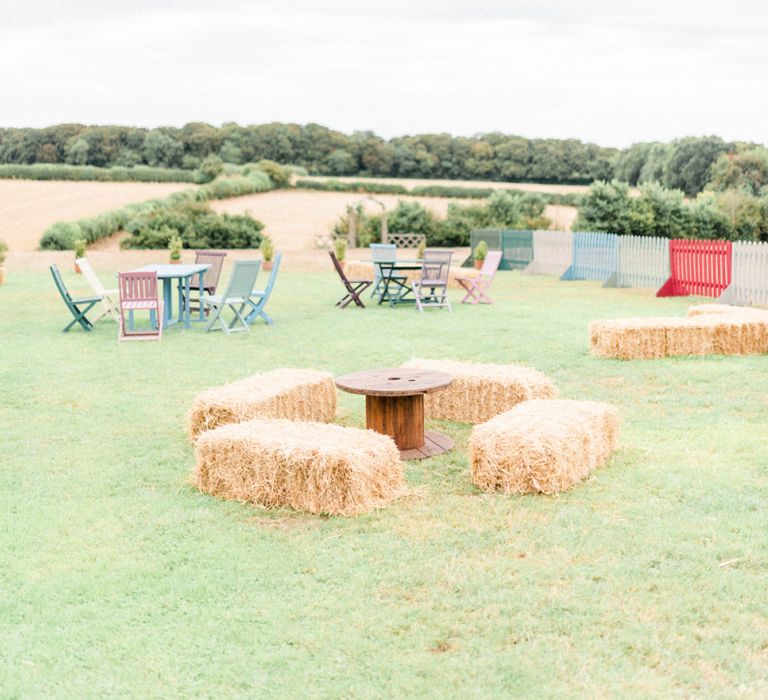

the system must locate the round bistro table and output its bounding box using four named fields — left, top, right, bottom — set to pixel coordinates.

left=335, top=368, right=454, bottom=460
